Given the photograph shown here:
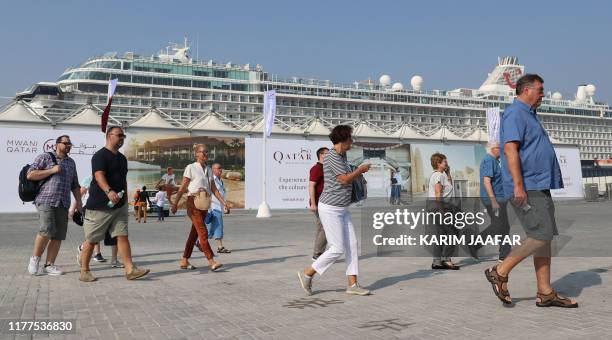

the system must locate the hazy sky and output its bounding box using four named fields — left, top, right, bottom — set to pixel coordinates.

left=1, top=0, right=610, bottom=104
